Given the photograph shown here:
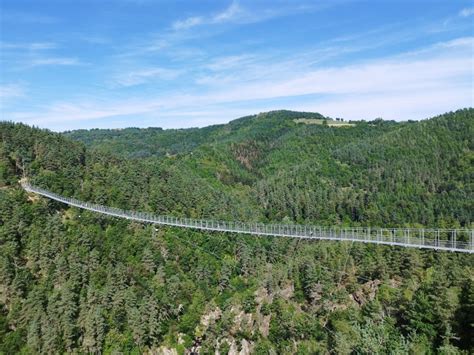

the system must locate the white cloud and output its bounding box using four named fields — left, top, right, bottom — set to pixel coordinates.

left=0, top=41, right=82, bottom=69
left=0, top=42, right=57, bottom=51
left=0, top=84, right=24, bottom=99
left=172, top=16, right=205, bottom=31
left=172, top=1, right=242, bottom=30
left=6, top=37, right=473, bottom=130
left=299, top=87, right=472, bottom=121
left=170, top=1, right=310, bottom=31
left=27, top=57, right=82, bottom=67
left=459, top=7, right=474, bottom=17
left=9, top=99, right=161, bottom=126
left=205, top=54, right=256, bottom=71
left=123, top=2, right=325, bottom=59
left=0, top=84, right=25, bottom=111
left=113, top=67, right=183, bottom=87
left=213, top=1, right=241, bottom=22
